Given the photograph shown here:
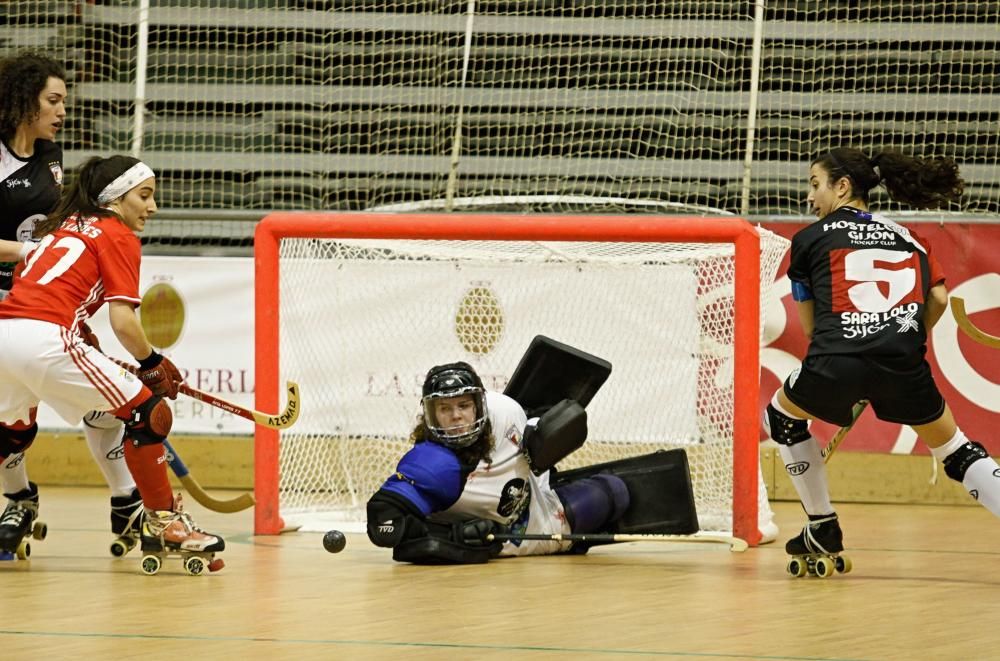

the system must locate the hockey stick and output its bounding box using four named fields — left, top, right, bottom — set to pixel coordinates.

left=821, top=400, right=869, bottom=463
left=951, top=296, right=1000, bottom=348
left=488, top=530, right=749, bottom=552
left=109, top=356, right=300, bottom=429
left=163, top=439, right=255, bottom=513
